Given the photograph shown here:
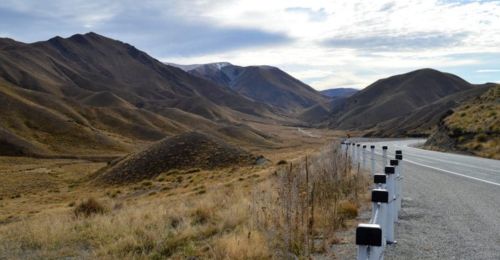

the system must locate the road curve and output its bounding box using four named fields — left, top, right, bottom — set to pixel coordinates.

left=356, top=139, right=500, bottom=260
